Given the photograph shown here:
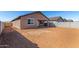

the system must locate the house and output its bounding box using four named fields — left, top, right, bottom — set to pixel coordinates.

left=66, top=19, right=73, bottom=22
left=49, top=16, right=73, bottom=22
left=4, top=22, right=12, bottom=27
left=11, top=11, right=49, bottom=29
left=49, top=16, right=65, bottom=22
left=48, top=16, right=68, bottom=27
